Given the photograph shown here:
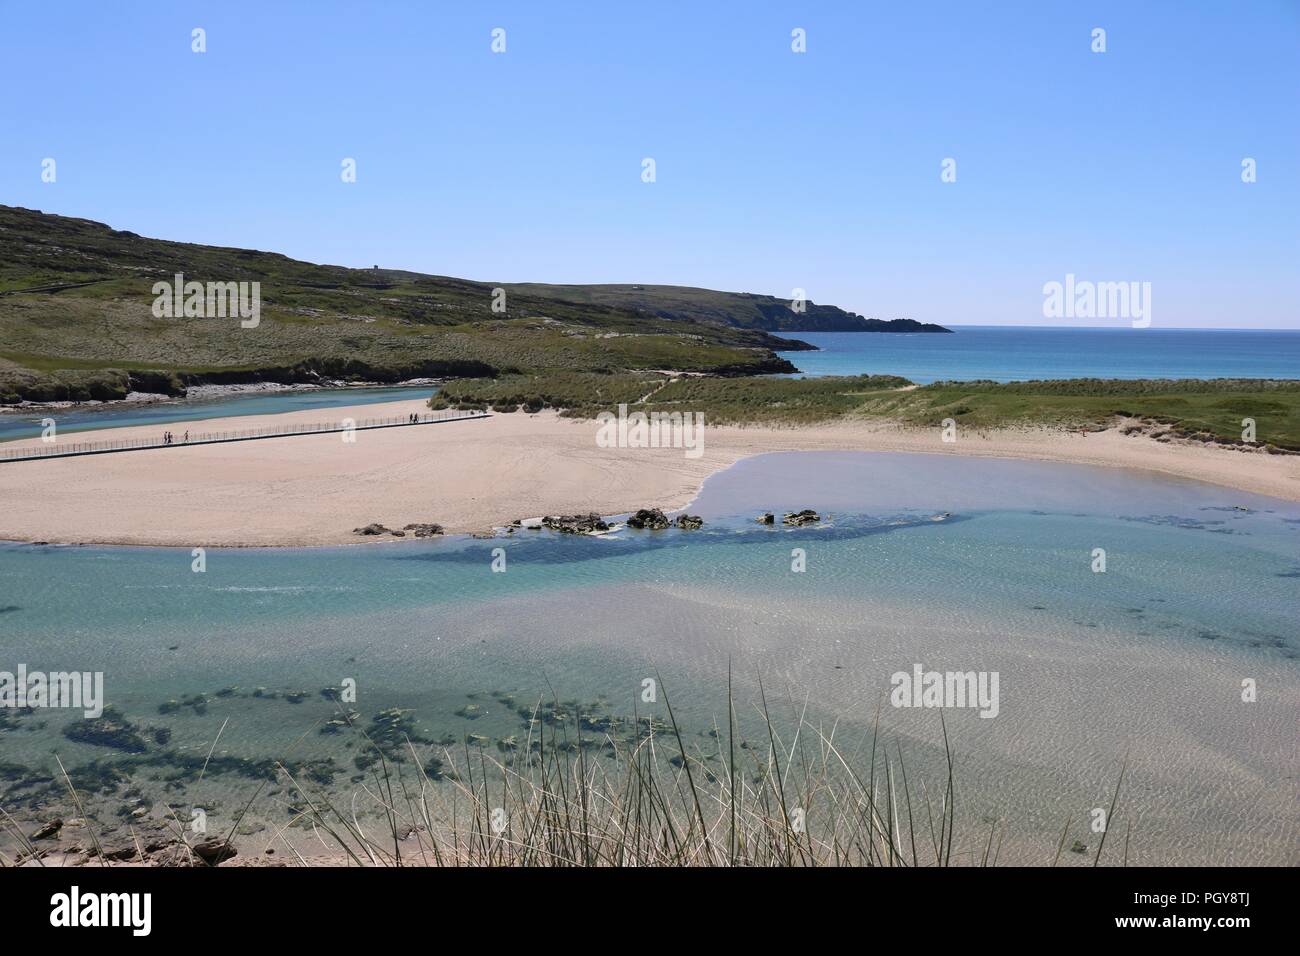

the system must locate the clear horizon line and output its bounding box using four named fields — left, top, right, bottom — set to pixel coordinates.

left=889, top=324, right=1300, bottom=333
